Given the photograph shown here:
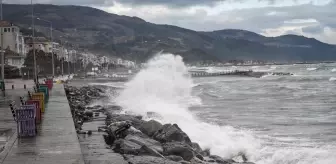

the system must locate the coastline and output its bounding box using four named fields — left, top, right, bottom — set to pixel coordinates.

left=64, top=84, right=255, bottom=164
